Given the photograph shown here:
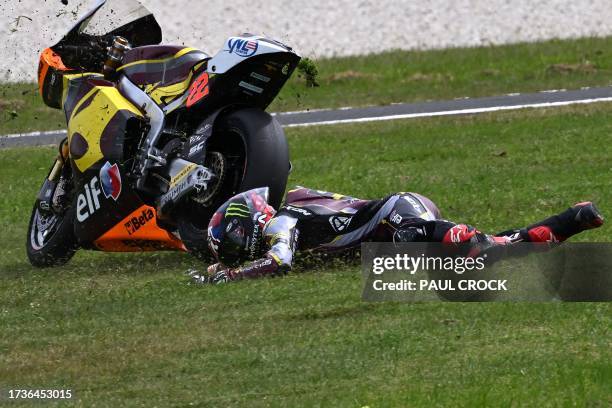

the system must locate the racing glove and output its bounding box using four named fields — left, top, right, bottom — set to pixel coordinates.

left=187, top=268, right=232, bottom=285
